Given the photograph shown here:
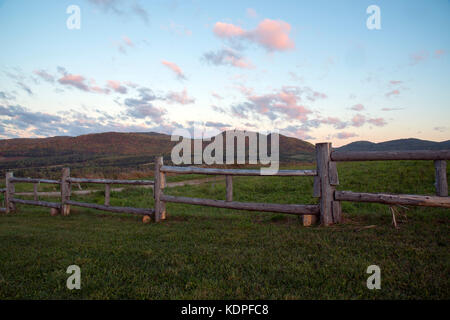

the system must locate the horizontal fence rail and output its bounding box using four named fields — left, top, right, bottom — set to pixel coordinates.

left=67, top=177, right=154, bottom=185
left=9, top=177, right=60, bottom=184
left=161, top=194, right=319, bottom=215
left=335, top=191, right=450, bottom=208
left=66, top=200, right=154, bottom=216
left=331, top=150, right=450, bottom=162
left=11, top=198, right=61, bottom=209
left=160, top=165, right=317, bottom=176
